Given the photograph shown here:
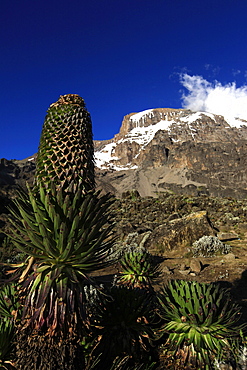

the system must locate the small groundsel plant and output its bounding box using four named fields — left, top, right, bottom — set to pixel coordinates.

left=191, top=235, right=231, bottom=257
left=116, top=246, right=161, bottom=289
left=157, top=279, right=245, bottom=369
